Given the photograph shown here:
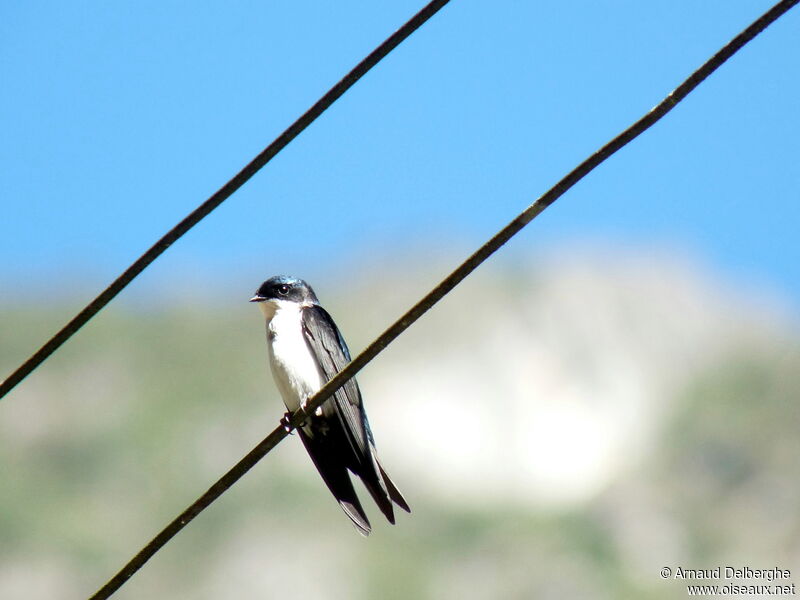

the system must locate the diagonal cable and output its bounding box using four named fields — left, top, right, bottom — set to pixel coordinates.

left=0, top=0, right=451, bottom=401
left=86, top=1, right=799, bottom=599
